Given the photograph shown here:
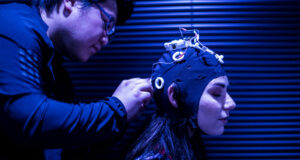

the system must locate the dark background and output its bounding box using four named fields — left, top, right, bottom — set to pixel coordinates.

left=63, top=0, right=300, bottom=159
